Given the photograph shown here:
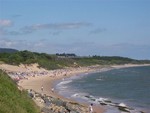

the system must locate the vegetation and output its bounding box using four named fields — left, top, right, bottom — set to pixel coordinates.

left=56, top=53, right=76, bottom=57
left=0, top=50, right=150, bottom=70
left=0, top=70, right=40, bottom=113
